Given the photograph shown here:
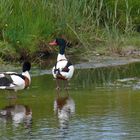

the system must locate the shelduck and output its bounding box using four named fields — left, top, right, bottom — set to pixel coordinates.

left=0, top=61, right=31, bottom=92
left=49, top=38, right=74, bottom=91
